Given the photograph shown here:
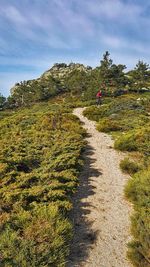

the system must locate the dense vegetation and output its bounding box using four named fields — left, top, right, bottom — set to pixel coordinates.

left=0, top=51, right=149, bottom=110
left=1, top=51, right=150, bottom=266
left=0, top=100, right=86, bottom=266
left=83, top=93, right=150, bottom=266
